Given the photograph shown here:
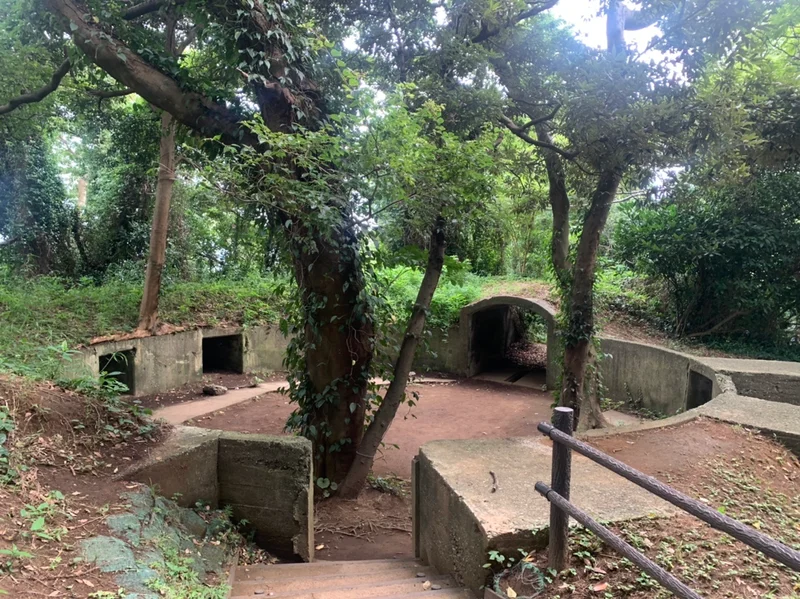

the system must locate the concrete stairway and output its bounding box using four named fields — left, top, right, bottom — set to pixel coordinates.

left=229, top=559, right=473, bottom=599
